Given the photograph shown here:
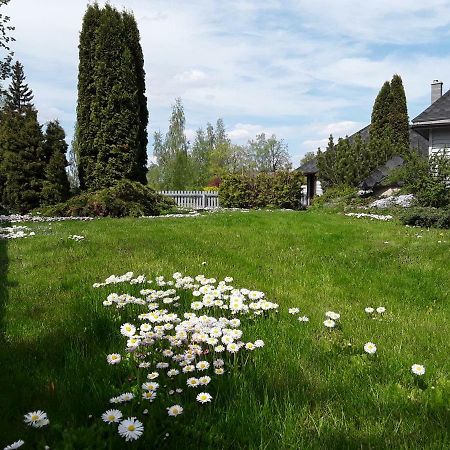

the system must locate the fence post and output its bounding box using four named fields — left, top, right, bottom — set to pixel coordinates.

left=202, top=192, right=206, bottom=209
